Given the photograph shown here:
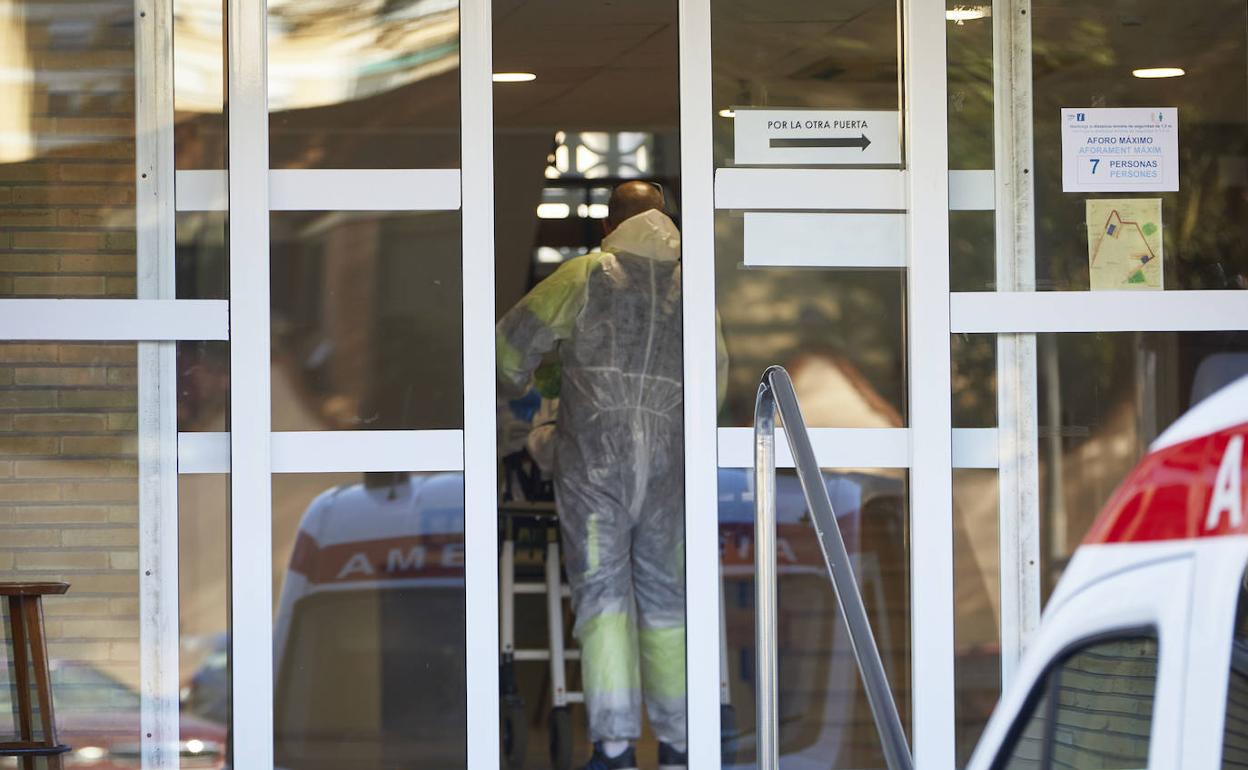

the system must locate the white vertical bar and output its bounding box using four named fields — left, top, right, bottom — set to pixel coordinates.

left=227, top=0, right=274, bottom=760
left=992, top=0, right=1041, bottom=689
left=461, top=0, right=500, bottom=764
left=679, top=0, right=721, bottom=765
left=134, top=0, right=179, bottom=761
left=904, top=0, right=955, bottom=767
